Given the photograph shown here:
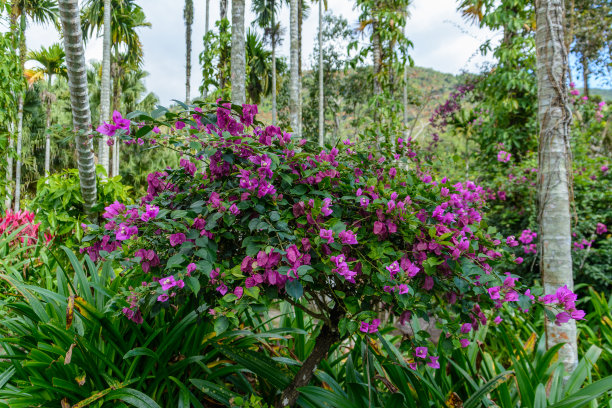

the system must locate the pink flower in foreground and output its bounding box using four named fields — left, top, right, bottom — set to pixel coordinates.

left=596, top=223, right=607, bottom=235
left=415, top=347, right=428, bottom=359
